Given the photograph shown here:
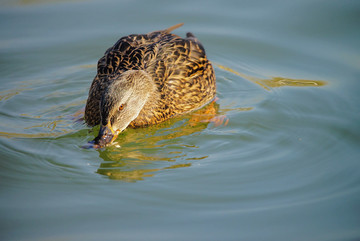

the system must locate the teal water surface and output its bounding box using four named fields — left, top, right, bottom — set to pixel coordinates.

left=1, top=0, right=360, bottom=240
